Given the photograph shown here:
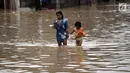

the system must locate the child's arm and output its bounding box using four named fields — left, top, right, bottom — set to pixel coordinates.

left=70, top=30, right=74, bottom=34
left=64, top=19, right=69, bottom=39
left=66, top=28, right=69, bottom=39
left=81, top=28, right=86, bottom=37
left=77, top=28, right=86, bottom=37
